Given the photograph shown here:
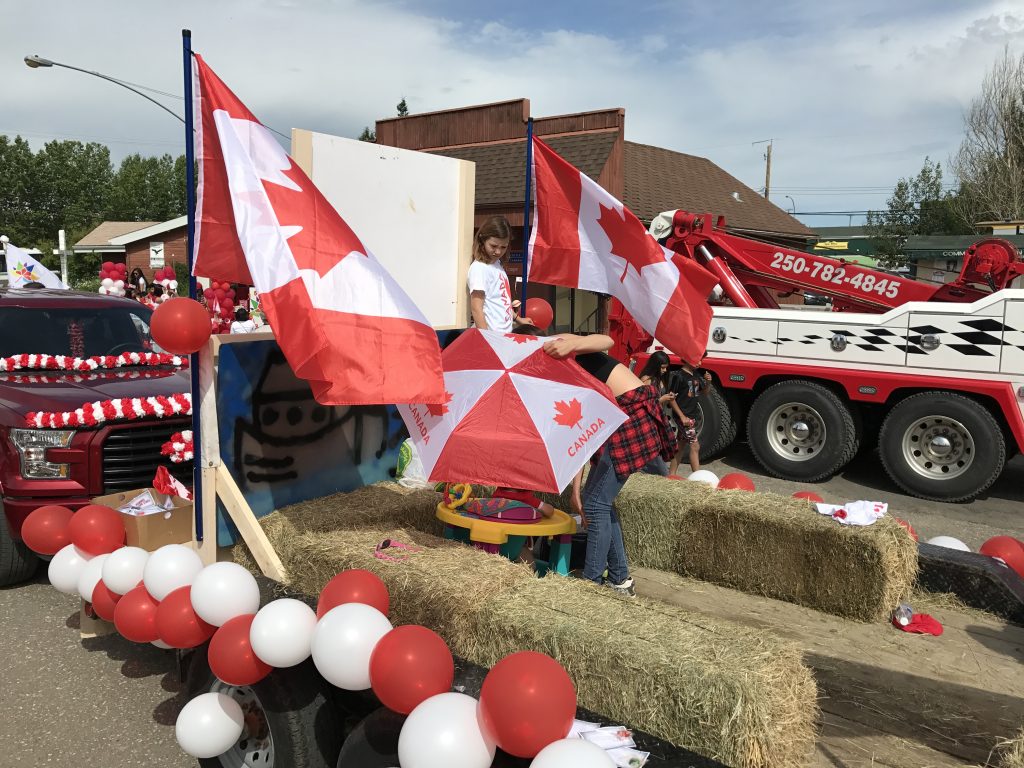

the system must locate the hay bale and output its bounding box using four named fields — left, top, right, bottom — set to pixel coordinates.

left=999, top=728, right=1024, bottom=768
left=236, top=520, right=817, bottom=768
left=614, top=474, right=918, bottom=621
